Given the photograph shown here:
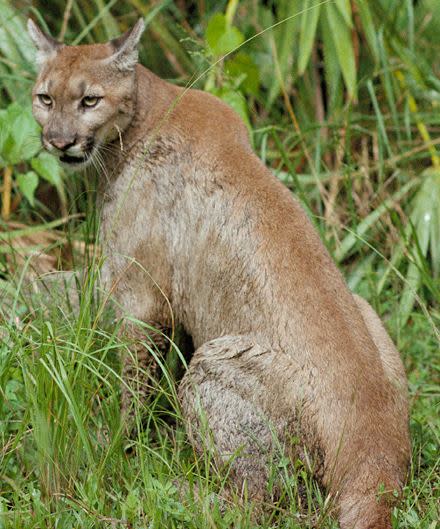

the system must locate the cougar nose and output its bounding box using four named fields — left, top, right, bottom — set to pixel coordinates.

left=49, top=136, right=77, bottom=151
